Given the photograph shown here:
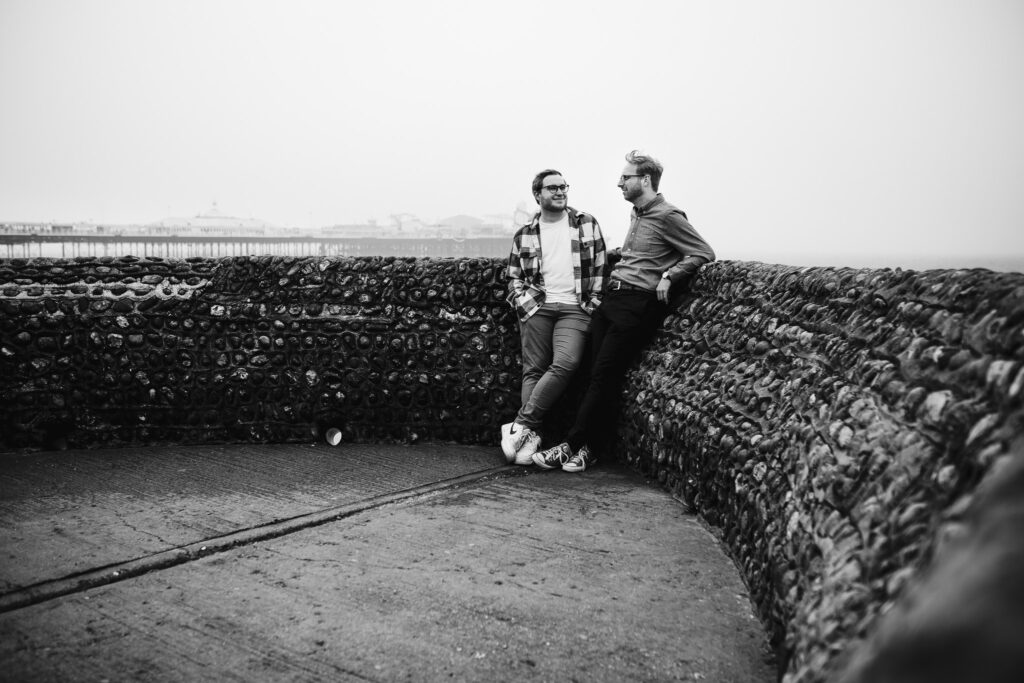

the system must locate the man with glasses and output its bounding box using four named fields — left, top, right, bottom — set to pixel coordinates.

left=502, top=169, right=607, bottom=466
left=533, top=150, right=715, bottom=472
